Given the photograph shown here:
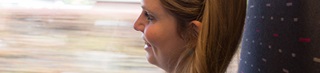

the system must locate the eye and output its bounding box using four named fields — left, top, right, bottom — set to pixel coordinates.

left=144, top=12, right=154, bottom=21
